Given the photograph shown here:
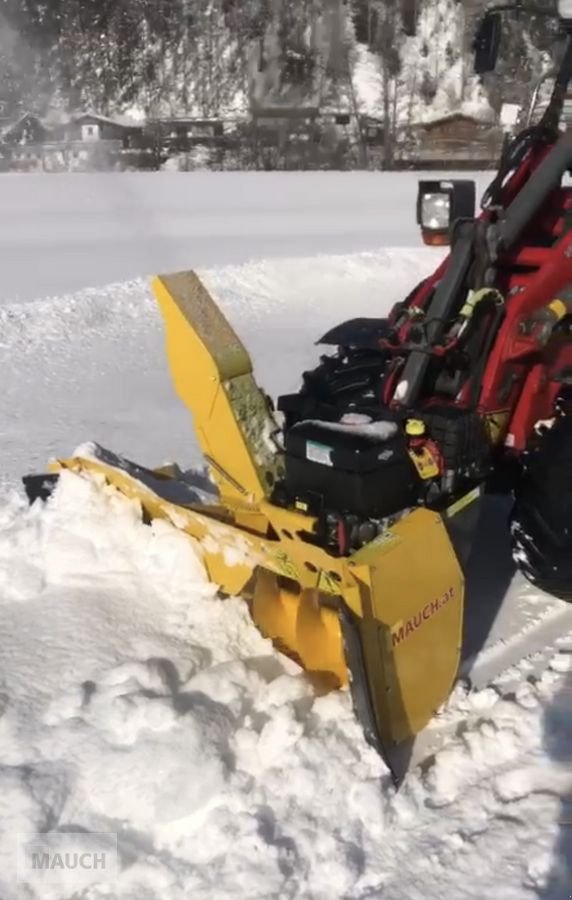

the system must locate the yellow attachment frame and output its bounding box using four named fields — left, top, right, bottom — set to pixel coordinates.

left=50, top=270, right=468, bottom=762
